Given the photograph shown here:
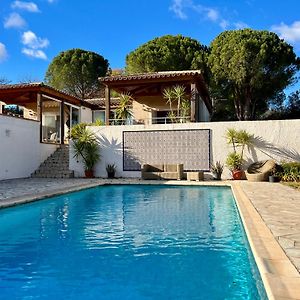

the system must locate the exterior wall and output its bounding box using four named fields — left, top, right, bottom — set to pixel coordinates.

left=69, top=119, right=300, bottom=179
left=133, top=95, right=211, bottom=123
left=0, top=115, right=58, bottom=180
left=80, top=107, right=93, bottom=123
left=132, top=100, right=152, bottom=123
